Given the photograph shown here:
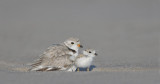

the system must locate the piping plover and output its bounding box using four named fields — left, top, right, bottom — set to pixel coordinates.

left=29, top=37, right=83, bottom=71
left=75, top=49, right=97, bottom=72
